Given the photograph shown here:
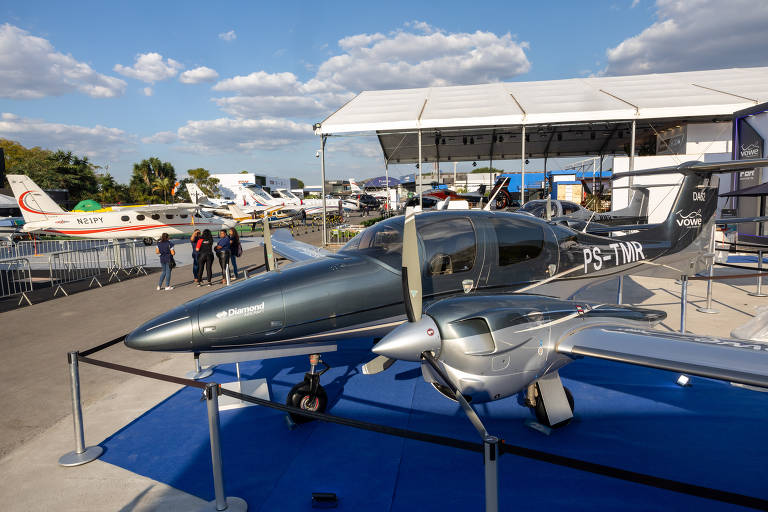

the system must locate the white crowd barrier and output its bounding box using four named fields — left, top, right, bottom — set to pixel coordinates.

left=0, top=257, right=33, bottom=305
